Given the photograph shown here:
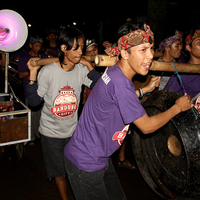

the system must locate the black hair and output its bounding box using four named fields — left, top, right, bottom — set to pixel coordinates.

left=117, top=22, right=146, bottom=40
left=57, top=27, right=85, bottom=63
left=181, top=26, right=200, bottom=62
left=117, top=22, right=152, bottom=59
left=29, top=34, right=43, bottom=44
left=185, top=26, right=200, bottom=47
left=161, top=30, right=179, bottom=41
